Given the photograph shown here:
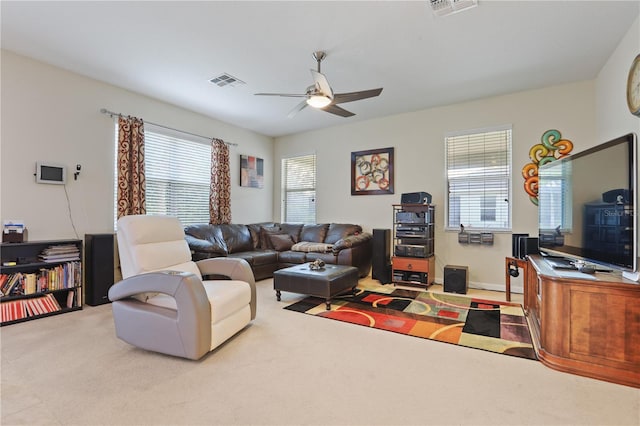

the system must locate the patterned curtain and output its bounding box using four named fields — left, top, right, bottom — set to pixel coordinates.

left=117, top=116, right=146, bottom=219
left=210, top=138, right=231, bottom=224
